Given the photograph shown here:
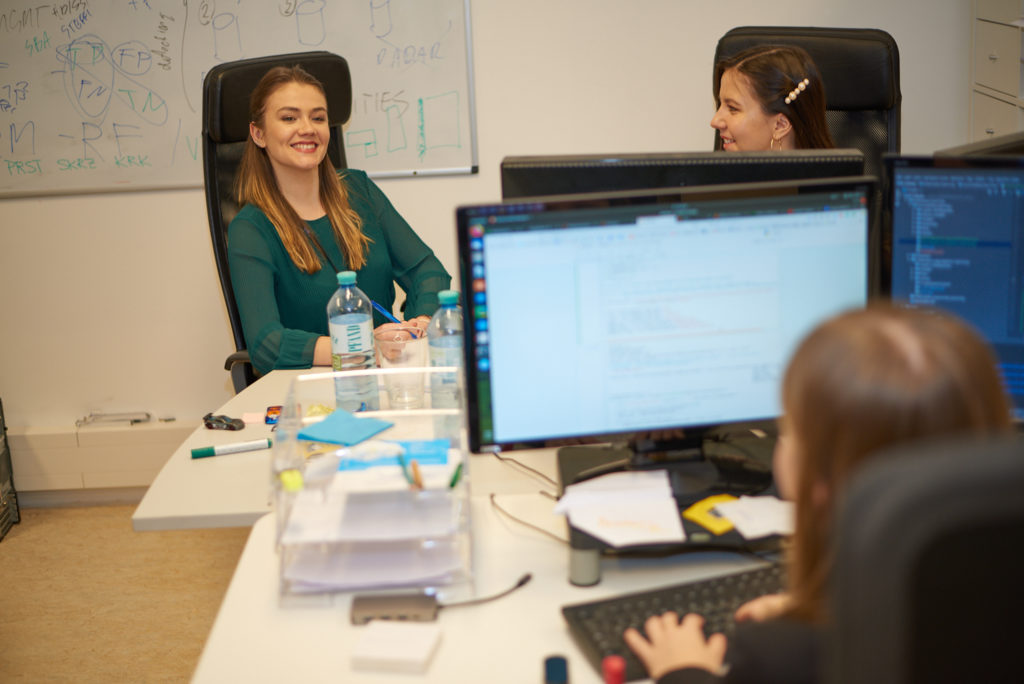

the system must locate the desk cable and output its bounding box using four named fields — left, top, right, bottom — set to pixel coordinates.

left=488, top=453, right=568, bottom=543
left=491, top=452, right=559, bottom=490
left=438, top=572, right=533, bottom=610
left=488, top=493, right=569, bottom=545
